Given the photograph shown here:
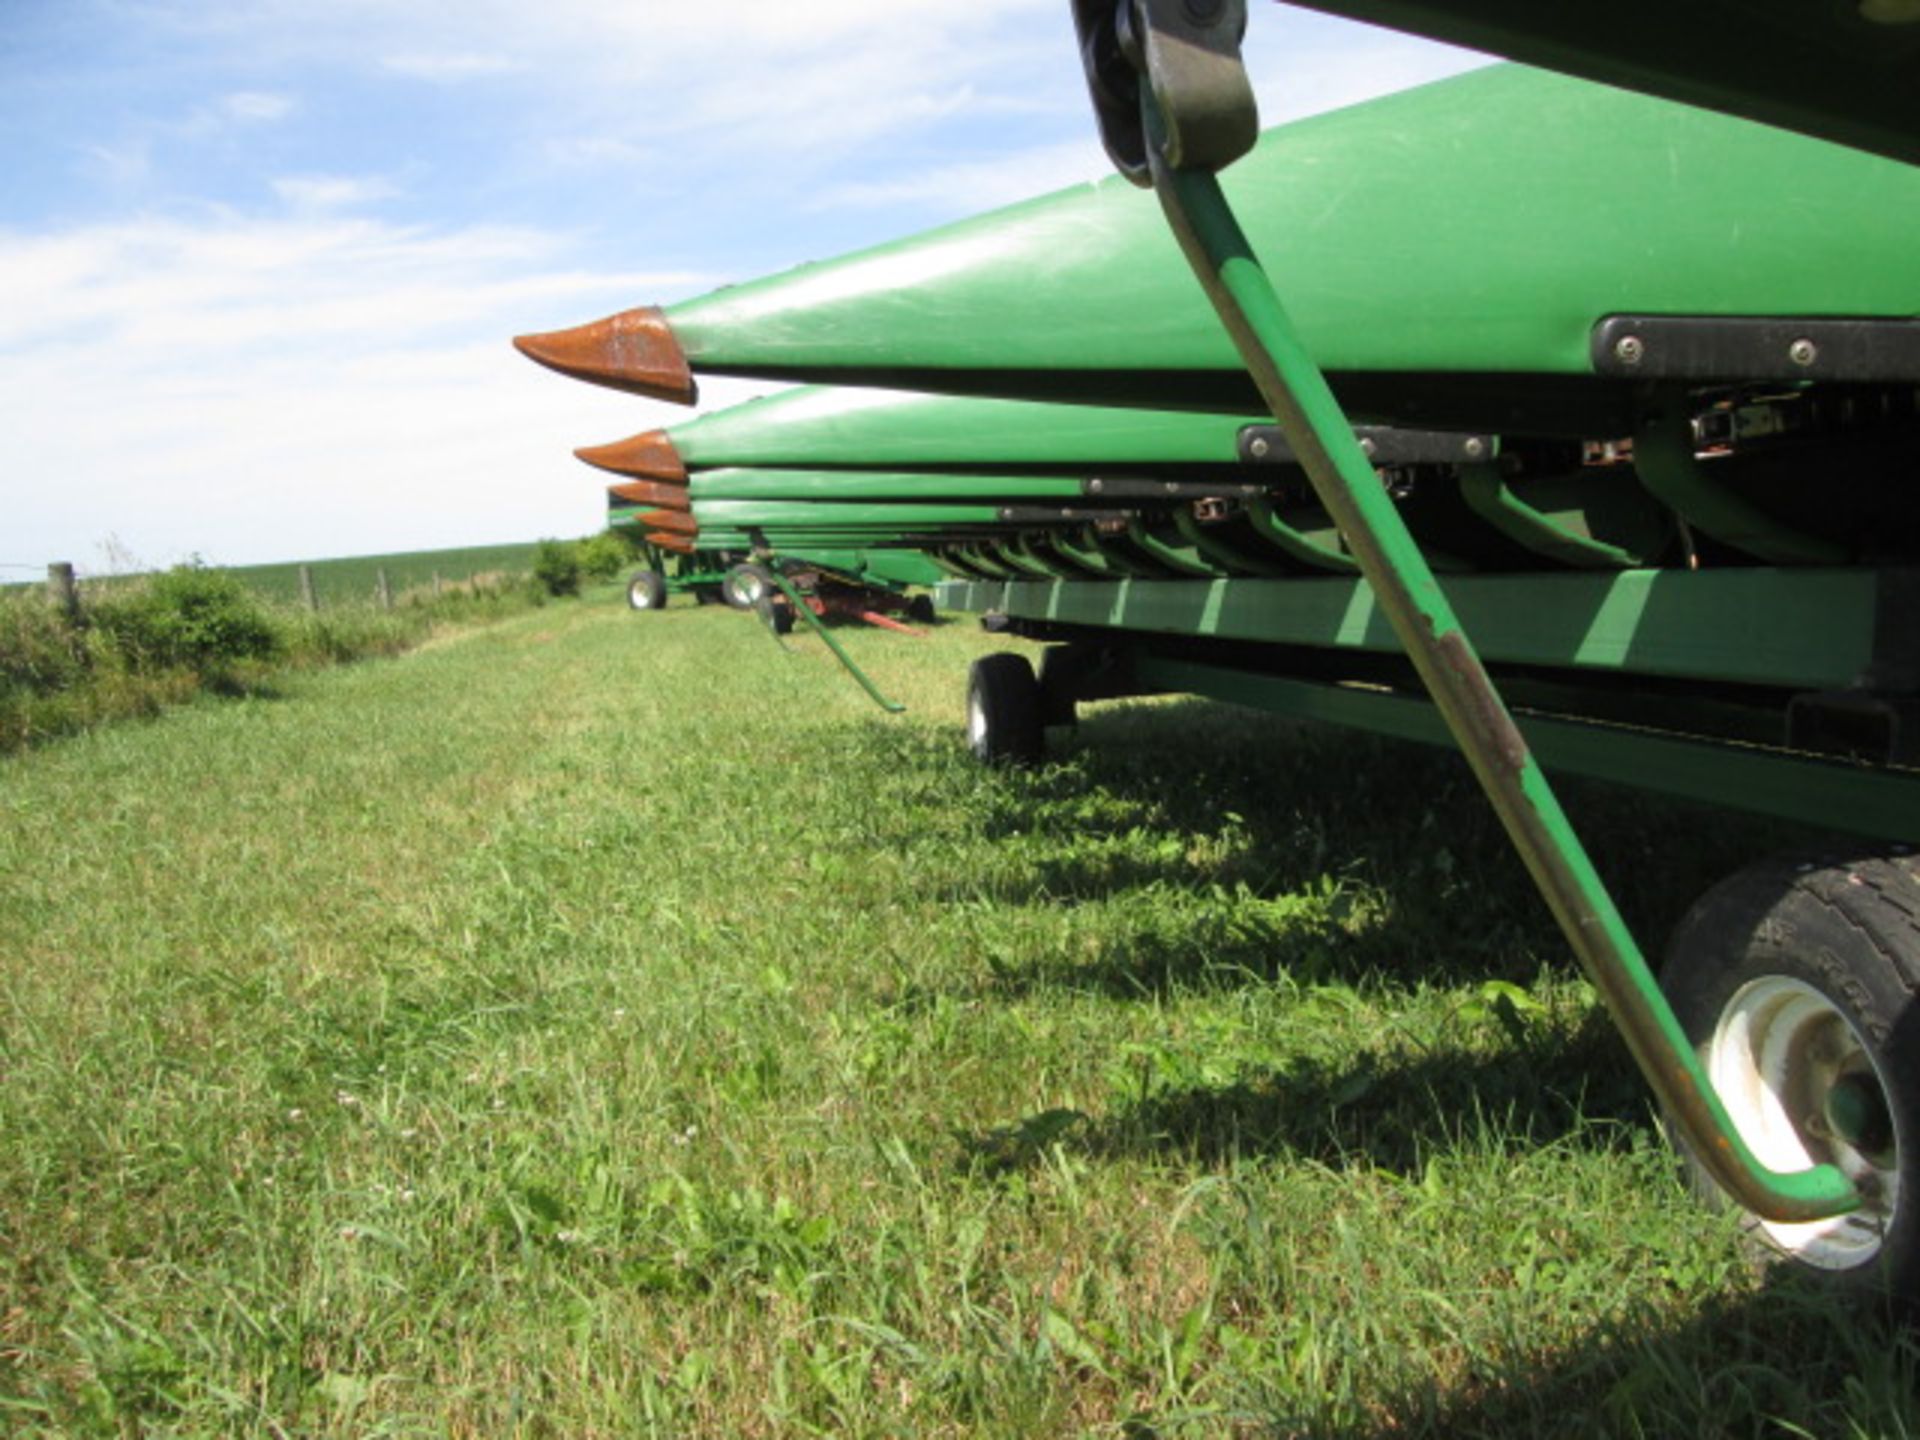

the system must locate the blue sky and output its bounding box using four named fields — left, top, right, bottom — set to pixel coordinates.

left=0, top=1, right=1484, bottom=573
